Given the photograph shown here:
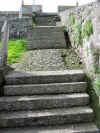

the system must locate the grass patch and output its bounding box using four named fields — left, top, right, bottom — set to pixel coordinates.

left=7, top=39, right=27, bottom=64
